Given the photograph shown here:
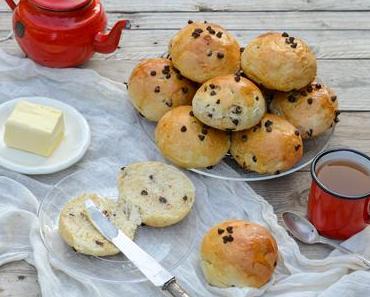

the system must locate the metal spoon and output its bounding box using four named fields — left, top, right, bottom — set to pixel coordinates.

left=282, top=211, right=370, bottom=268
